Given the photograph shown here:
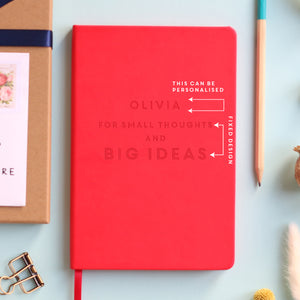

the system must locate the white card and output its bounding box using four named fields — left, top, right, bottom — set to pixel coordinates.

left=0, top=53, right=30, bottom=206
